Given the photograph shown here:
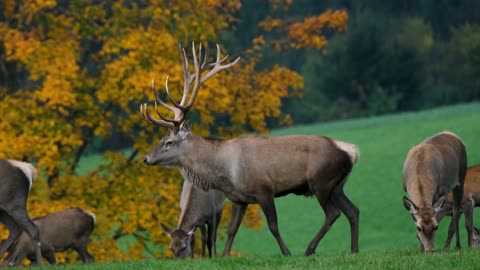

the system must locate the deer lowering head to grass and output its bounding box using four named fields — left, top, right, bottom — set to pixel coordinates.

left=436, top=164, right=480, bottom=249
left=3, top=207, right=96, bottom=266
left=140, top=43, right=360, bottom=256
left=402, top=131, right=467, bottom=252
left=161, top=179, right=225, bottom=259
left=0, top=159, right=42, bottom=265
